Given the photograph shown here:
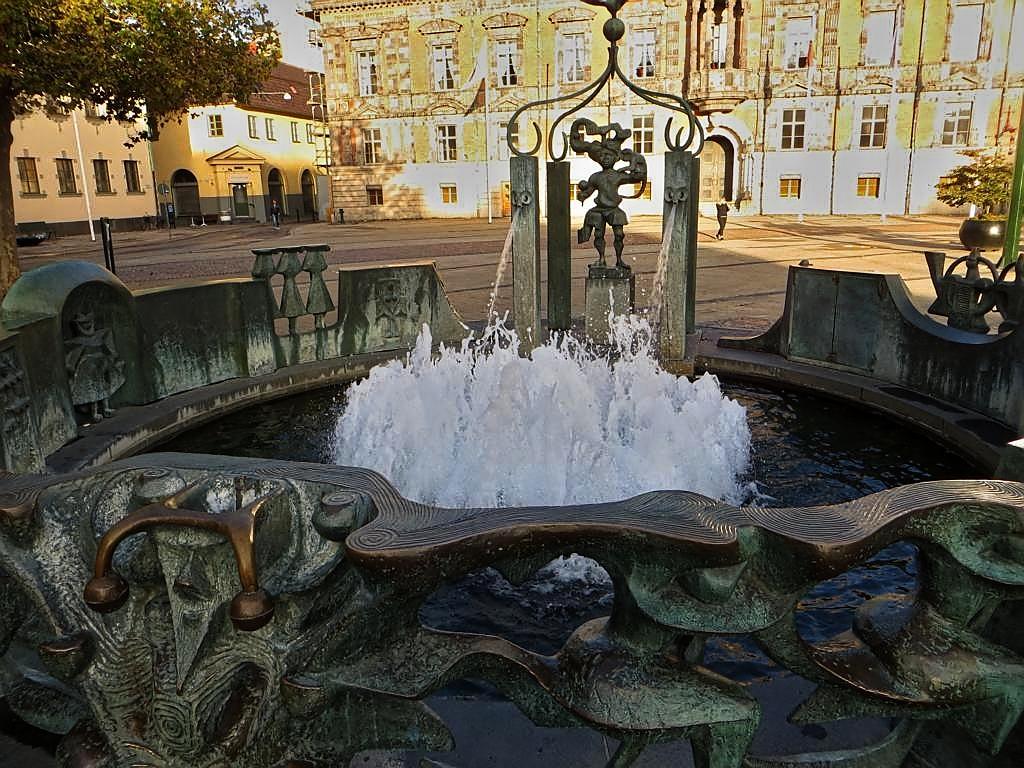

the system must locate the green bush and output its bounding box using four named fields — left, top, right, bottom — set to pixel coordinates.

left=936, top=149, right=1014, bottom=218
